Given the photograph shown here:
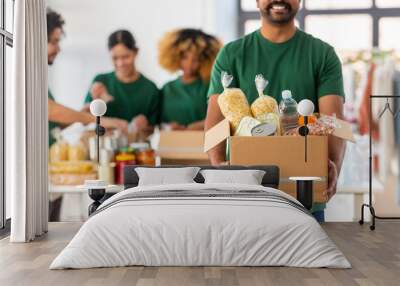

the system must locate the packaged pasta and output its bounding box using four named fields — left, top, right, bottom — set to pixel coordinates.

left=251, top=74, right=278, bottom=121
left=49, top=128, right=69, bottom=163
left=217, top=72, right=251, bottom=132
left=68, top=142, right=88, bottom=161
left=60, top=123, right=89, bottom=161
